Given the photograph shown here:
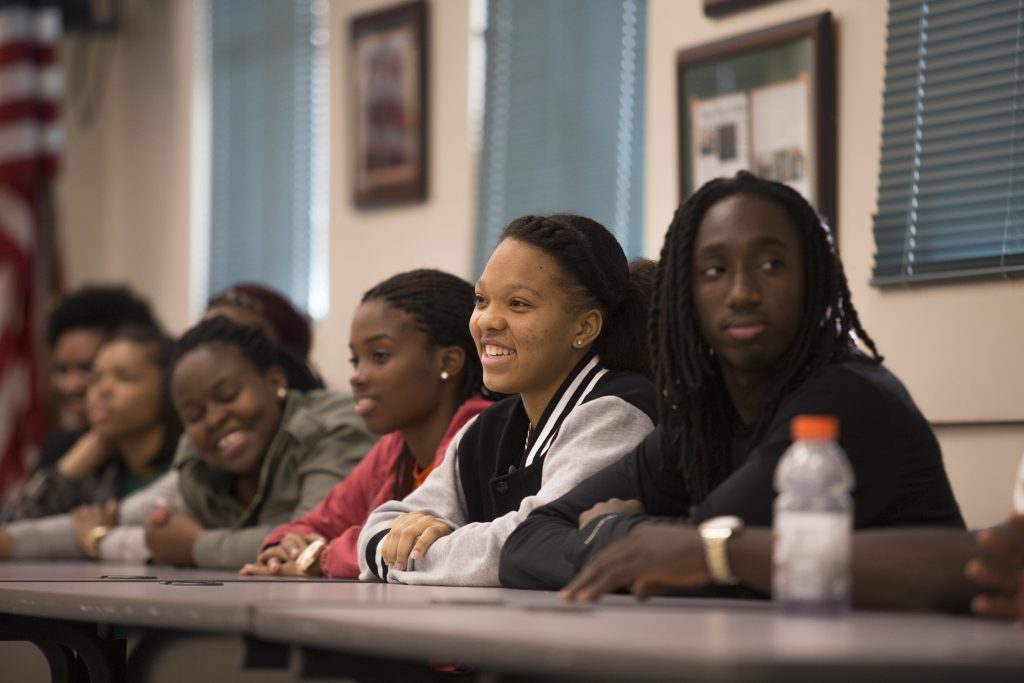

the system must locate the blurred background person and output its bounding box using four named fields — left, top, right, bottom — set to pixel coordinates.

left=41, top=285, right=159, bottom=468
left=3, top=326, right=180, bottom=523
left=204, top=282, right=323, bottom=391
